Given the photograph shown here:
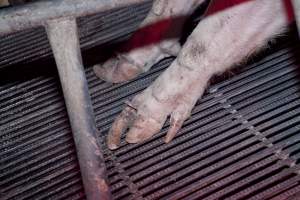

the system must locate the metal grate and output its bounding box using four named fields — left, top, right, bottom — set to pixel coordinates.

left=93, top=38, right=300, bottom=200
left=1, top=33, right=300, bottom=199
